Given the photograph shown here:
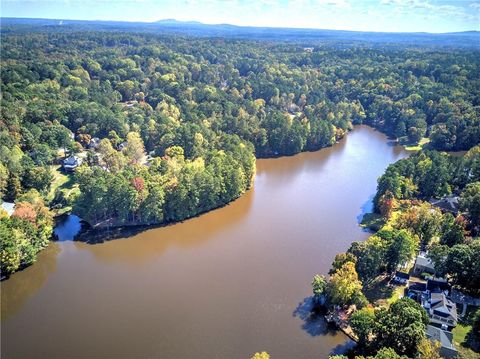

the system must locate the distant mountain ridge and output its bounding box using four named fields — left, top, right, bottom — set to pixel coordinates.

left=1, top=17, right=479, bottom=48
